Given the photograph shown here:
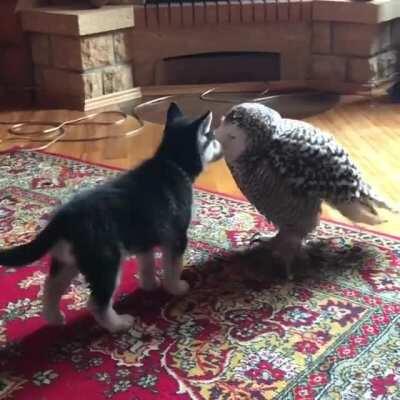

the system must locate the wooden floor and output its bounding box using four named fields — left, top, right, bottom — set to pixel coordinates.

left=0, top=94, right=399, bottom=236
